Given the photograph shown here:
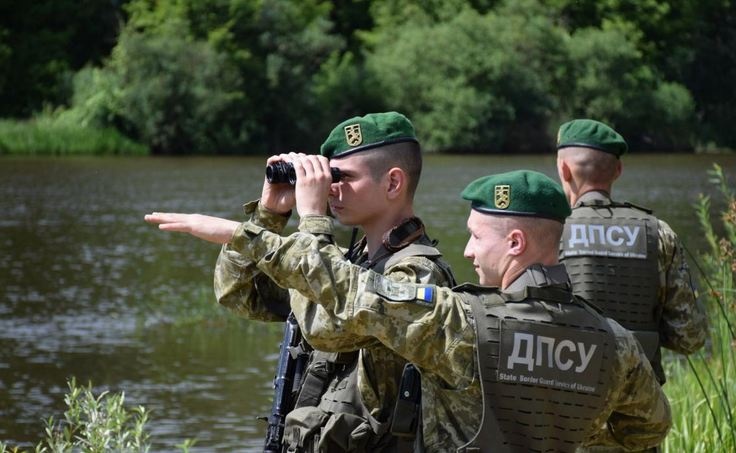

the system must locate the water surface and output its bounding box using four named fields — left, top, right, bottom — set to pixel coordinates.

left=0, top=153, right=733, bottom=451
